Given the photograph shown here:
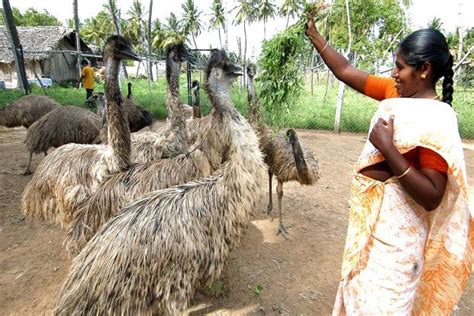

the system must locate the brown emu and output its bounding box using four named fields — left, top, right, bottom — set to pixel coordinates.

left=0, top=95, right=59, bottom=128
left=247, top=65, right=320, bottom=236
left=54, top=49, right=265, bottom=315
left=23, top=106, right=101, bottom=175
